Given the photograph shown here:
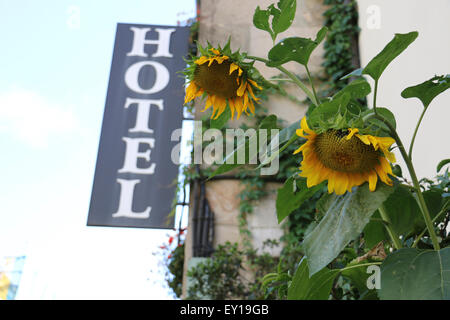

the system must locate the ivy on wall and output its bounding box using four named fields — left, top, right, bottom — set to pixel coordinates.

left=322, top=0, right=361, bottom=93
